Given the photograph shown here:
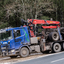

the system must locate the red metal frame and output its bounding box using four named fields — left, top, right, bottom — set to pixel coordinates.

left=28, top=19, right=60, bottom=29
left=27, top=19, right=60, bottom=37
left=42, top=26, right=57, bottom=29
